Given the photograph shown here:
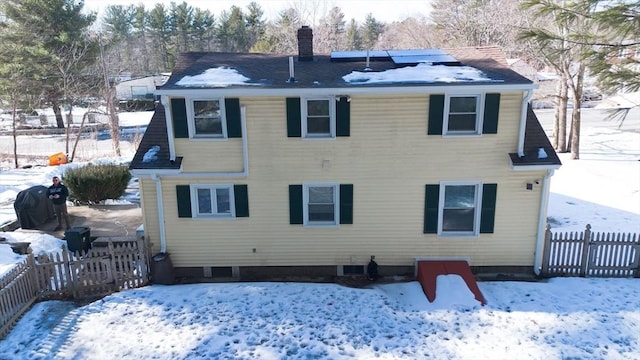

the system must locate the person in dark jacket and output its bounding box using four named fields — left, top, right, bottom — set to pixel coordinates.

left=48, top=176, right=71, bottom=231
